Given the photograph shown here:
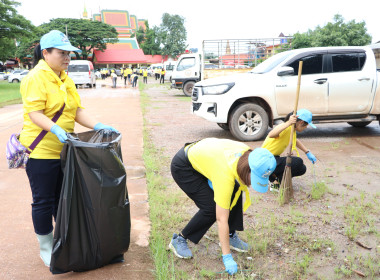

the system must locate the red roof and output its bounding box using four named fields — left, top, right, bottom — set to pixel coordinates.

left=144, top=55, right=169, bottom=64
left=94, top=49, right=147, bottom=64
